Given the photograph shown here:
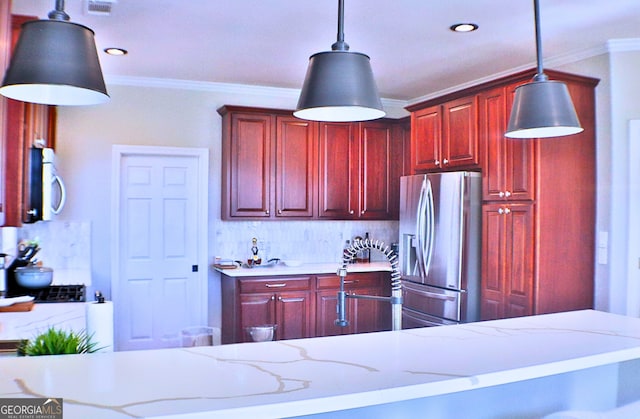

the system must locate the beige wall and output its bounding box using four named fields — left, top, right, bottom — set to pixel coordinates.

left=557, top=47, right=640, bottom=316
